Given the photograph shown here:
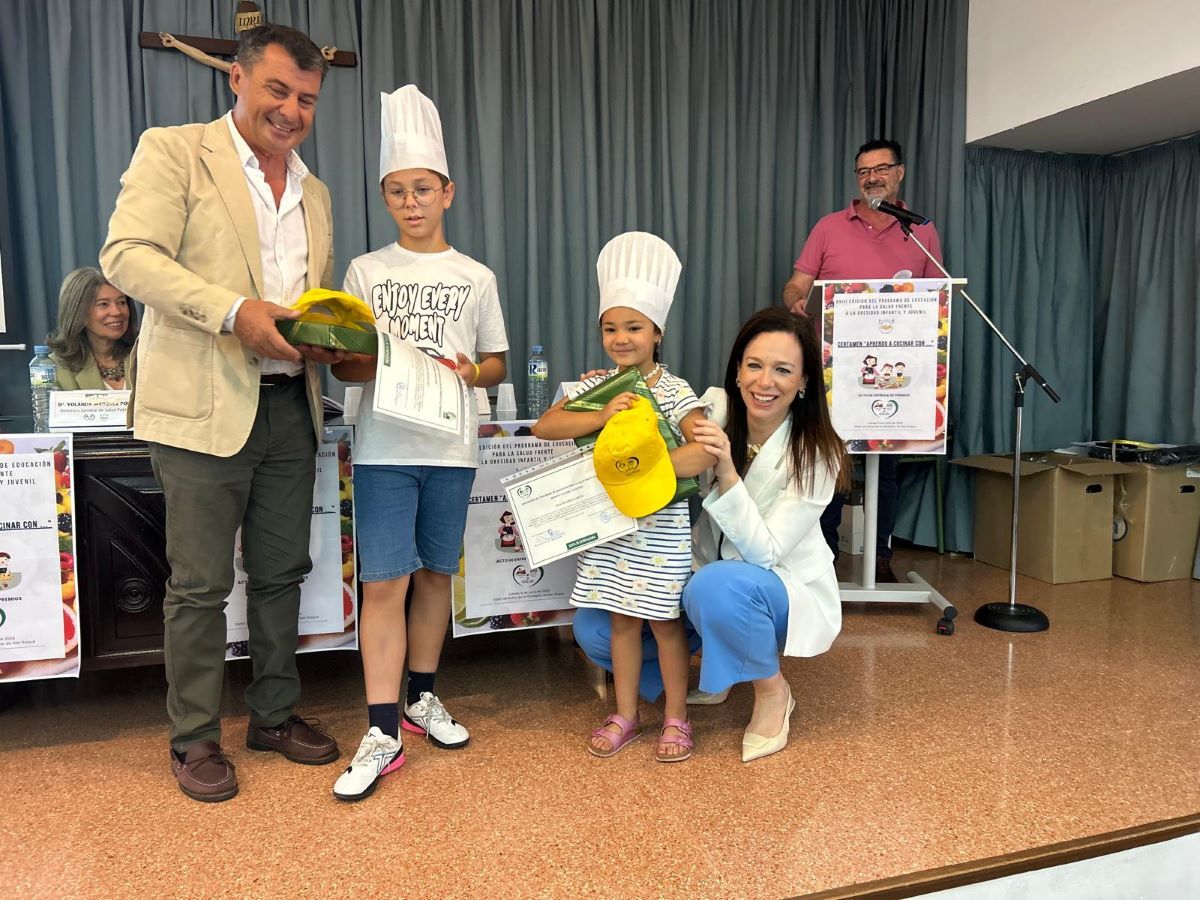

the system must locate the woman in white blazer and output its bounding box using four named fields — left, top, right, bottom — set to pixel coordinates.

left=684, top=307, right=848, bottom=762
left=573, top=308, right=848, bottom=762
